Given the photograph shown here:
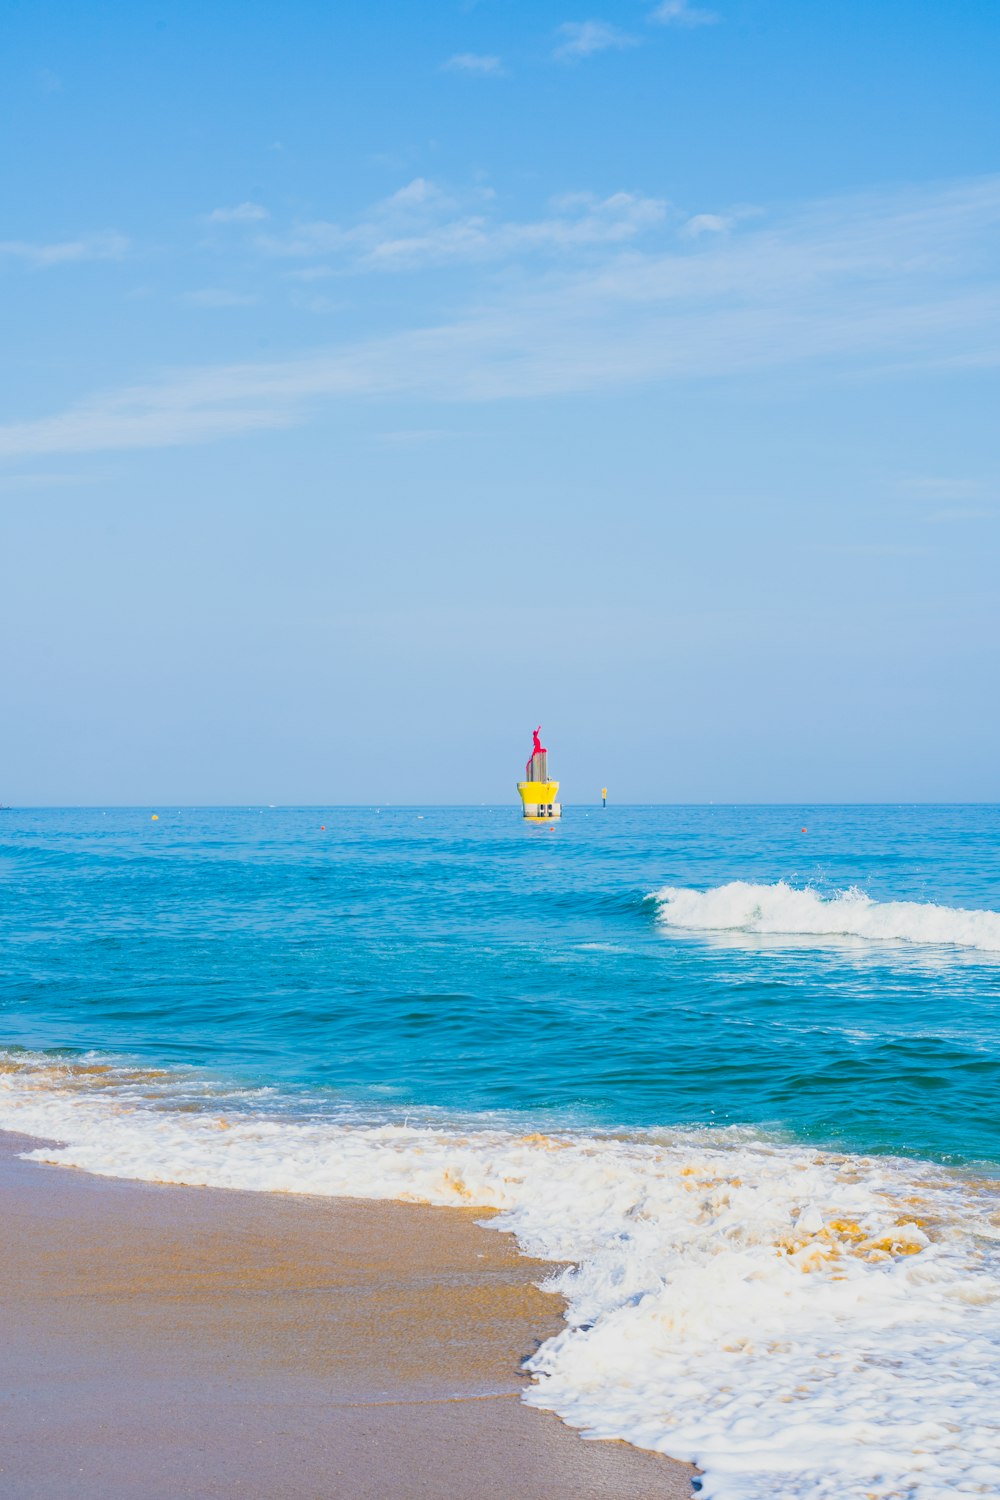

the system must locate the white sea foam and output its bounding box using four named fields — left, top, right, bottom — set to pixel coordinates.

left=2, top=1052, right=1000, bottom=1499
left=652, top=881, right=1000, bottom=953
